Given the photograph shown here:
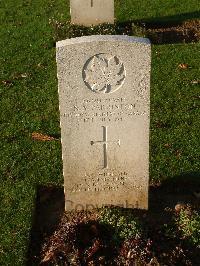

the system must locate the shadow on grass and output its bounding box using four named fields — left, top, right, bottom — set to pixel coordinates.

left=27, top=185, right=65, bottom=266
left=117, top=10, right=200, bottom=28
left=146, top=11, right=200, bottom=25
left=130, top=11, right=200, bottom=26
left=27, top=172, right=200, bottom=265
left=116, top=17, right=200, bottom=44
left=149, top=171, right=200, bottom=211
